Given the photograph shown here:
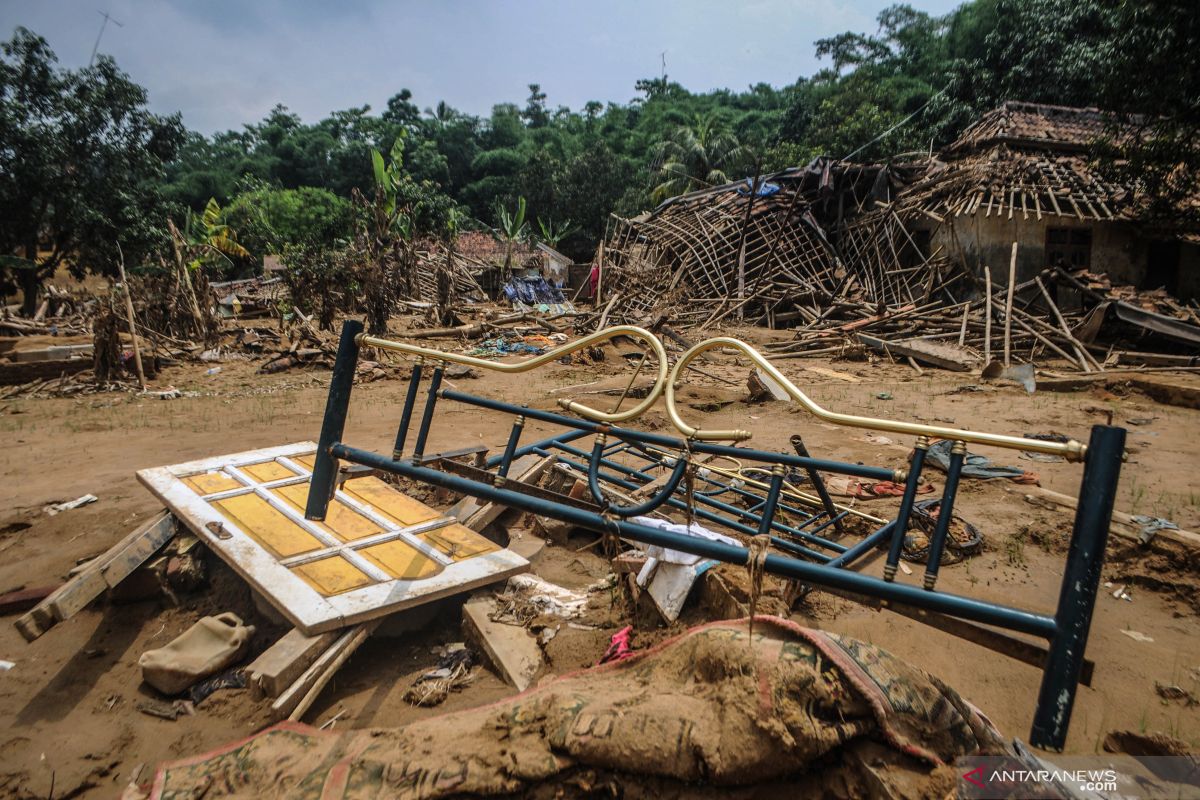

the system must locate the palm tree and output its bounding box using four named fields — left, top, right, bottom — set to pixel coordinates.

left=650, top=115, right=747, bottom=203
